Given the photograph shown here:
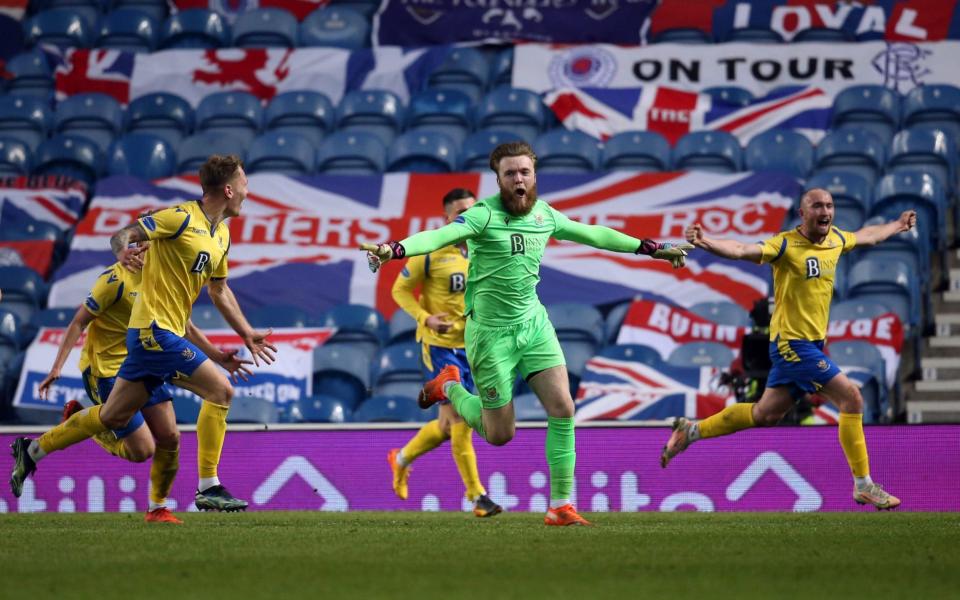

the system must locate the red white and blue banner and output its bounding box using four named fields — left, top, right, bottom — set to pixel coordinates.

left=0, top=176, right=86, bottom=233
left=514, top=41, right=960, bottom=98
left=47, top=172, right=797, bottom=318
left=650, top=0, right=960, bottom=43
left=372, top=0, right=656, bottom=46
left=13, top=327, right=334, bottom=413
left=546, top=85, right=831, bottom=145
left=54, top=46, right=453, bottom=105
left=173, top=0, right=330, bottom=21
